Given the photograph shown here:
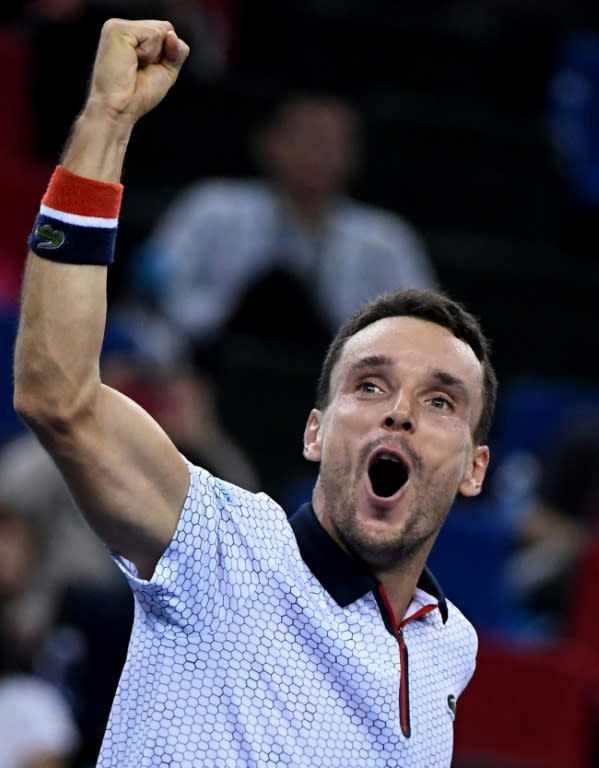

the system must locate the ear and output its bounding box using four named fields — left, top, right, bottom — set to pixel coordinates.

left=303, top=409, right=323, bottom=463
left=459, top=445, right=490, bottom=498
